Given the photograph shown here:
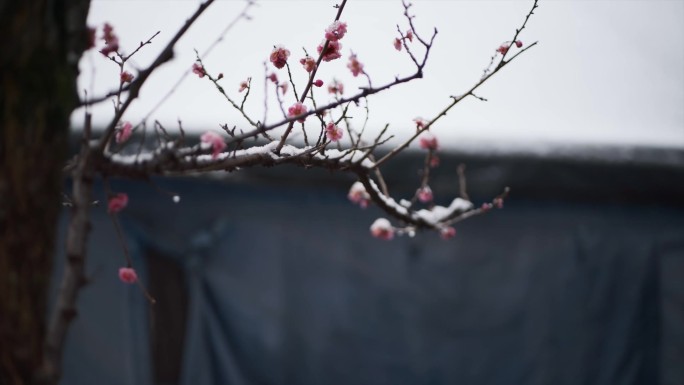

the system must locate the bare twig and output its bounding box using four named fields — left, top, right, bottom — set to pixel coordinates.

left=140, top=0, right=256, bottom=123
